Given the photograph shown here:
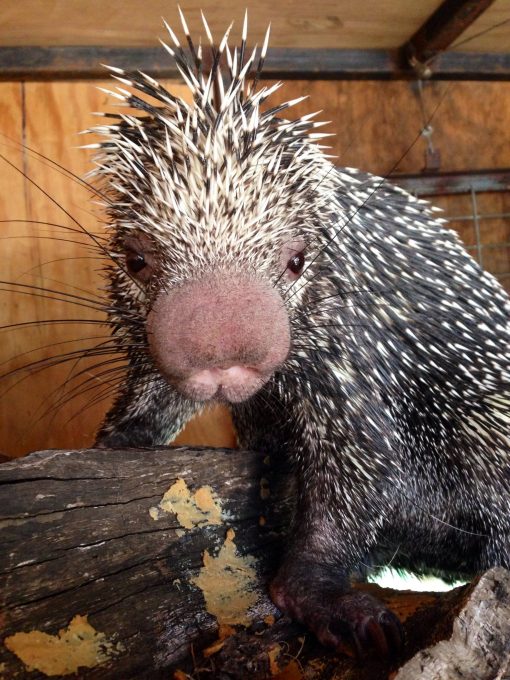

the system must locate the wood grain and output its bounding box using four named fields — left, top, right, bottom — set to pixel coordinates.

left=0, top=1, right=444, bottom=50
left=0, top=82, right=26, bottom=457
left=1, top=0, right=508, bottom=53
left=450, top=0, right=510, bottom=53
